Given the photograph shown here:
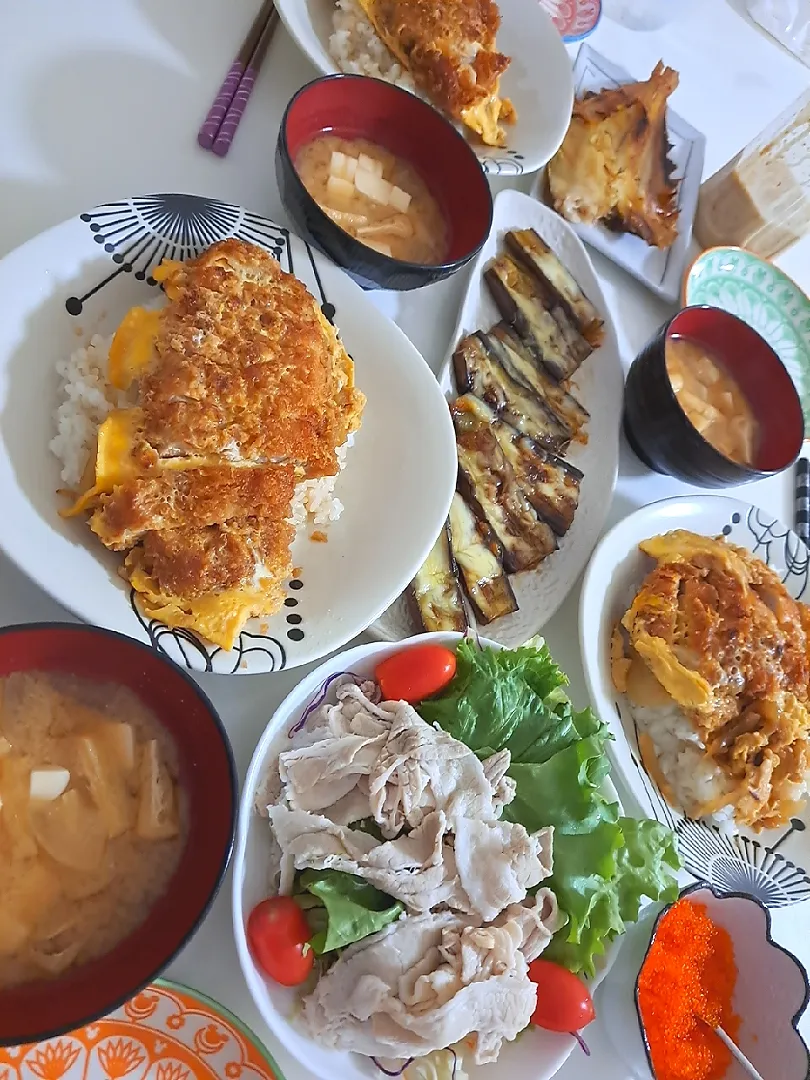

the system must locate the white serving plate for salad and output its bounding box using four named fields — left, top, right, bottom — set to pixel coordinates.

left=274, top=0, right=573, bottom=176
left=233, top=631, right=624, bottom=1080
left=0, top=193, right=456, bottom=675
left=372, top=189, right=625, bottom=648
left=580, top=495, right=810, bottom=910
